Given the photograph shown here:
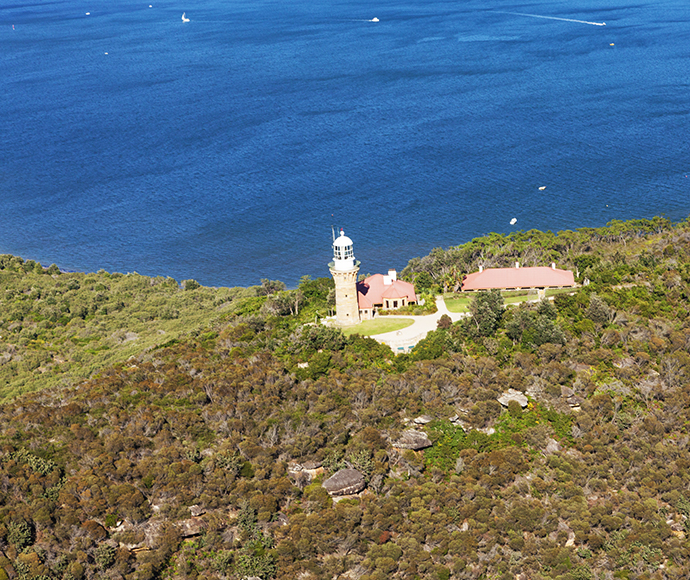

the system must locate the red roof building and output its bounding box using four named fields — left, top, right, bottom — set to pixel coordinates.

left=357, top=270, right=416, bottom=318
left=461, top=263, right=575, bottom=291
